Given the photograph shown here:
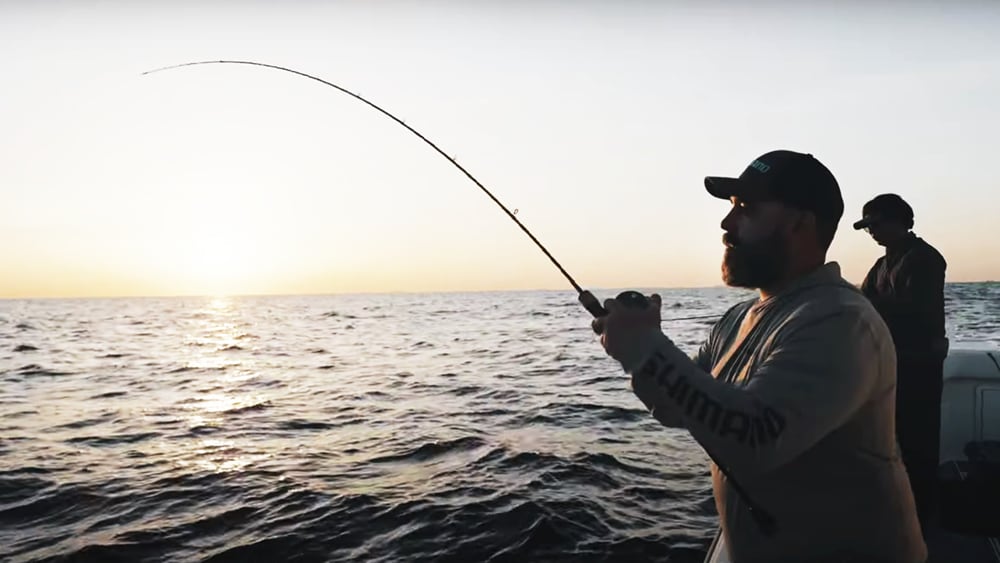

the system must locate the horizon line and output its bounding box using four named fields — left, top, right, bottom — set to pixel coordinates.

left=2, top=279, right=997, bottom=301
